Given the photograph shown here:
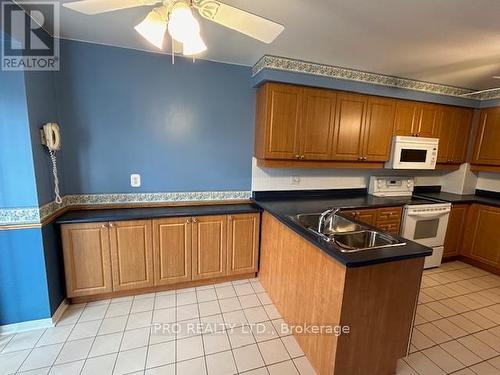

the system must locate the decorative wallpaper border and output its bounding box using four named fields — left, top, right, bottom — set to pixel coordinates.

left=1, top=191, right=252, bottom=226
left=0, top=208, right=41, bottom=225
left=252, top=55, right=500, bottom=101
